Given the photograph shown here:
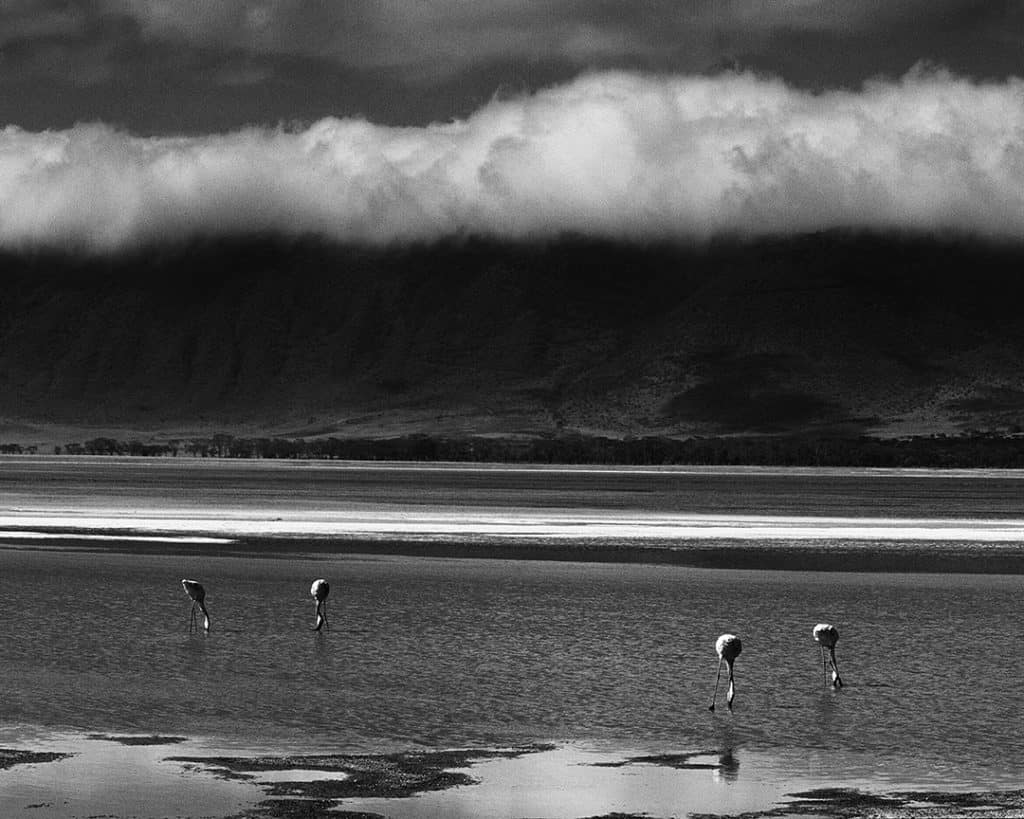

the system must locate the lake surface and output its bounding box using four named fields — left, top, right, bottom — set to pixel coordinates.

left=1, top=457, right=1023, bottom=797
